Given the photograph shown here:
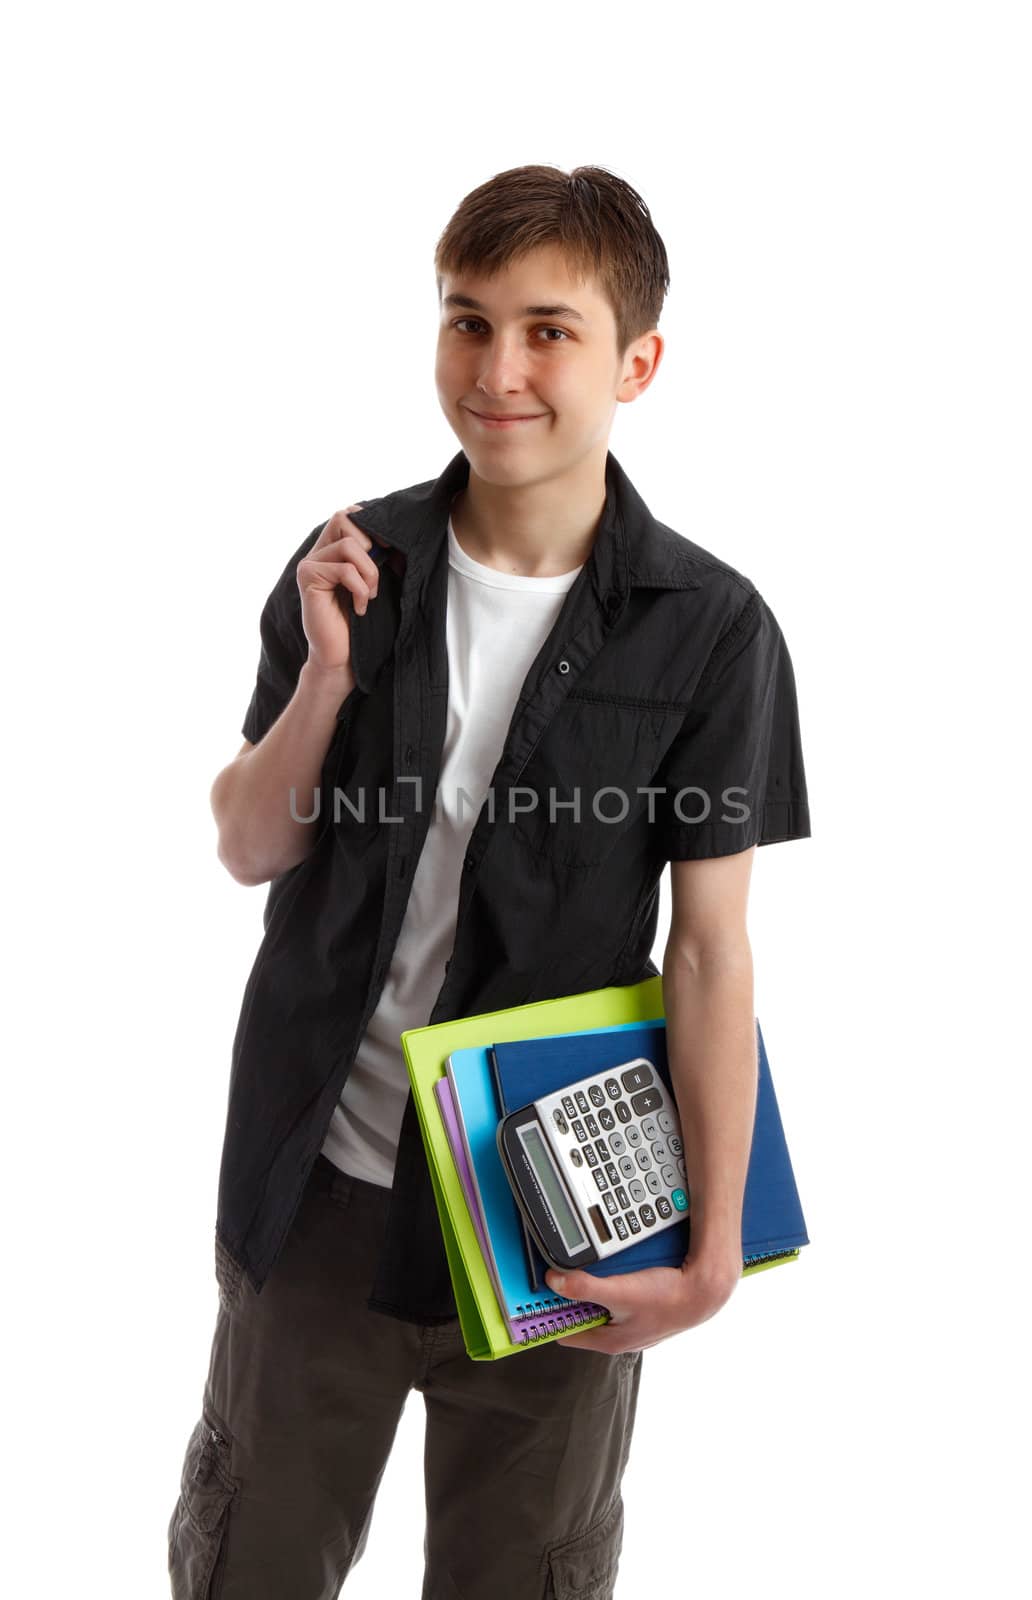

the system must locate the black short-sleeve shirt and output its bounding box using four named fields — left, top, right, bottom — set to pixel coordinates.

left=215, top=448, right=812, bottom=1323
